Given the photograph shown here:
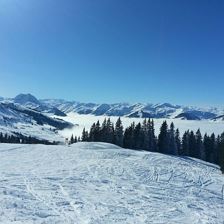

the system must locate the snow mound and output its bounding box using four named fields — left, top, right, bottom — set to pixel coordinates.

left=0, top=142, right=223, bottom=224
